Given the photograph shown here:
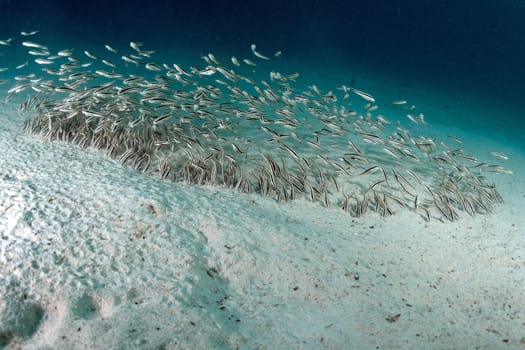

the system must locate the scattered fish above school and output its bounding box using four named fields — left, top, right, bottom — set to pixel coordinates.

left=4, top=33, right=511, bottom=222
